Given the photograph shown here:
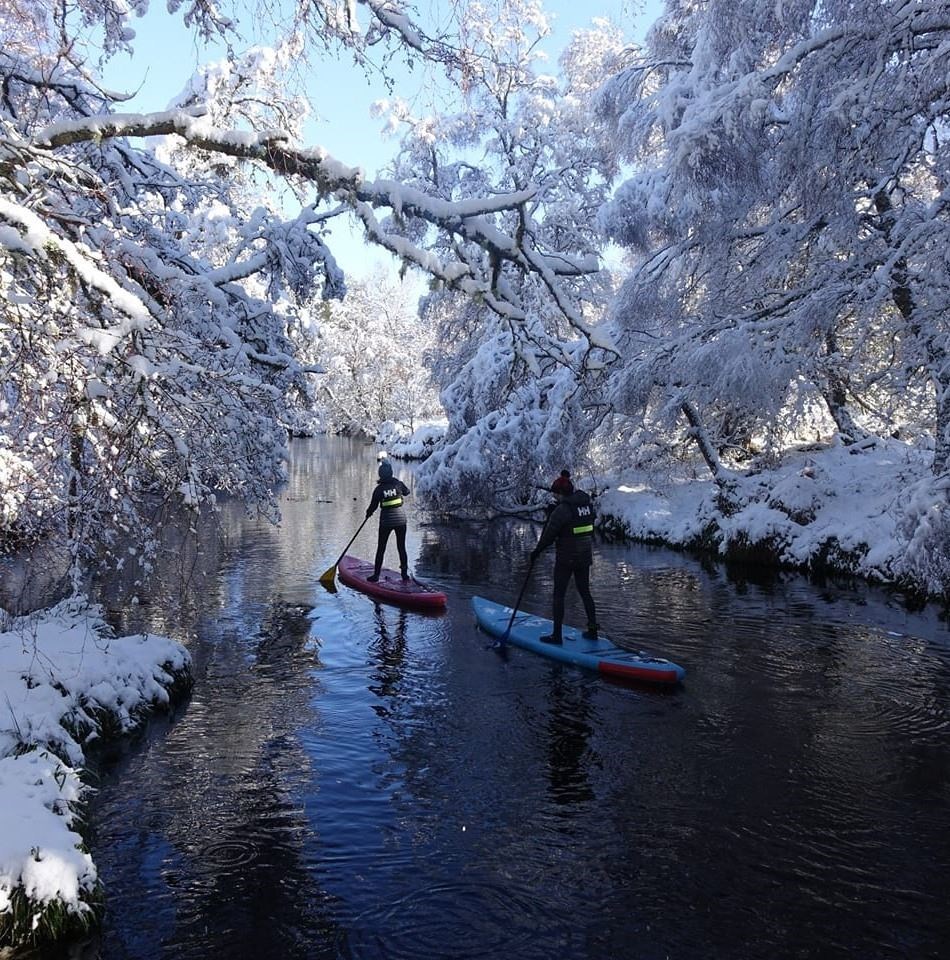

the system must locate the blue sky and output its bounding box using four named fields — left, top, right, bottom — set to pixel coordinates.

left=102, top=0, right=662, bottom=278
